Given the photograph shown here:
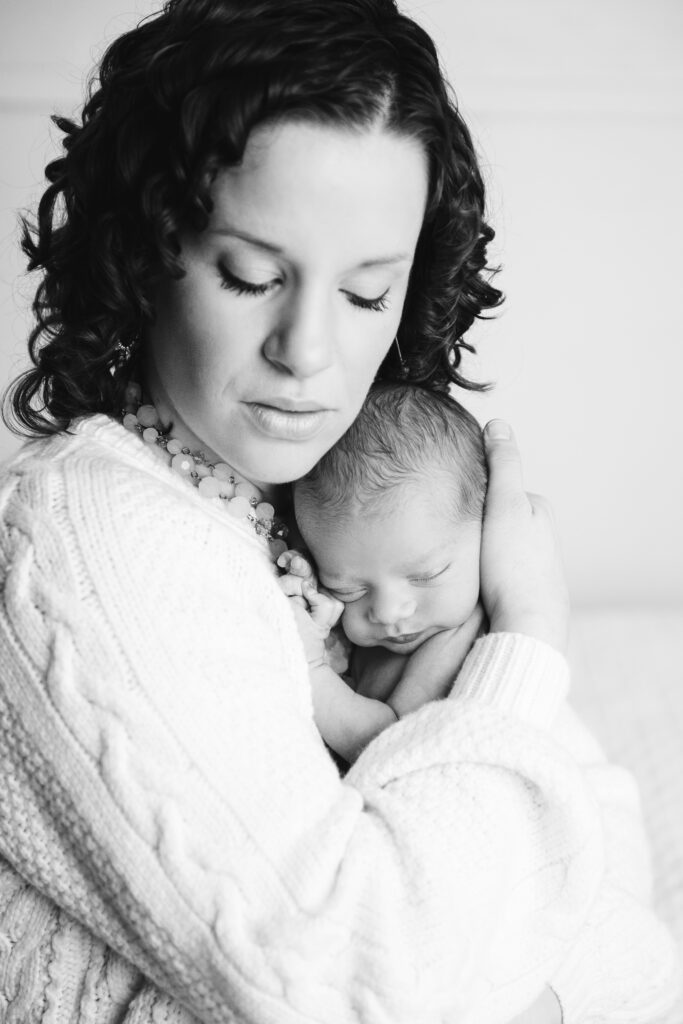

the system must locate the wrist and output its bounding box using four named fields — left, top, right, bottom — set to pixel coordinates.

left=308, top=654, right=328, bottom=673
left=451, top=632, right=569, bottom=729
left=489, top=609, right=568, bottom=655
